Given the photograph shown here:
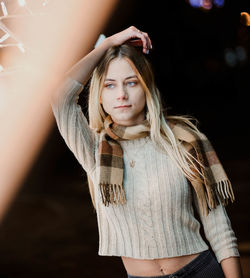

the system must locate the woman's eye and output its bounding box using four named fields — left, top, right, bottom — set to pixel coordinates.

left=127, top=81, right=137, bottom=87
left=105, top=83, right=115, bottom=89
